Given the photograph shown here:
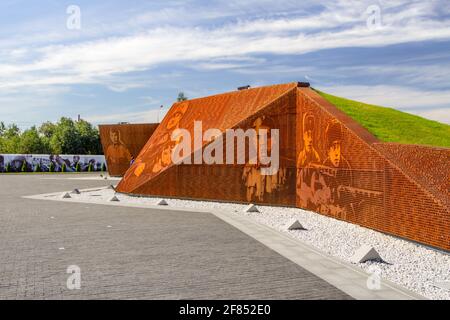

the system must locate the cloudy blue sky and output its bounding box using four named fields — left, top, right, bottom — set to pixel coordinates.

left=1, top=0, right=449, bottom=128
